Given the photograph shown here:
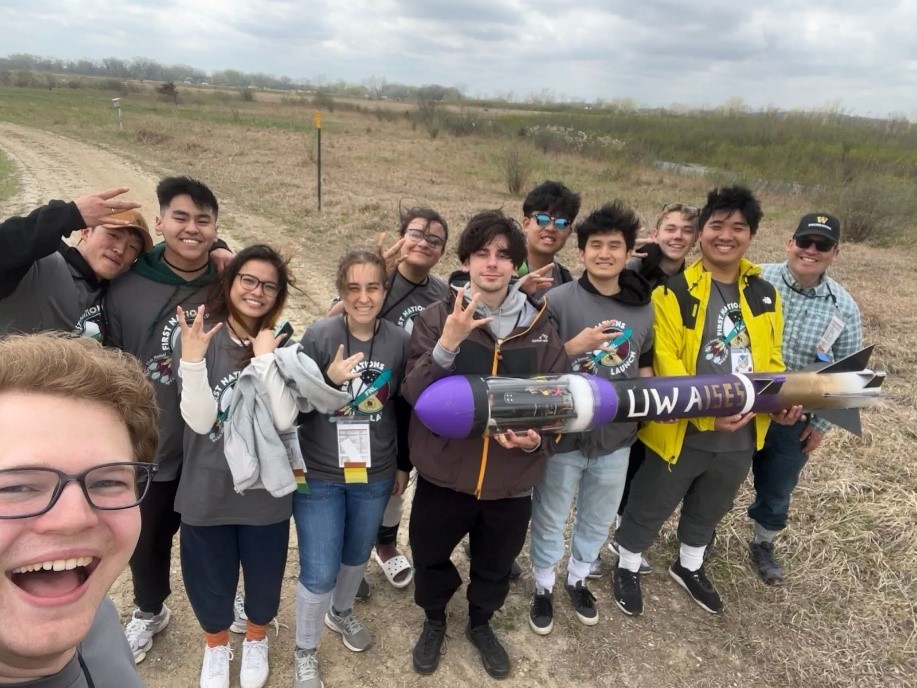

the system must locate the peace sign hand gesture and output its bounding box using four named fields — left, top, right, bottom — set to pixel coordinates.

left=327, top=345, right=365, bottom=386
left=177, top=305, right=222, bottom=363
left=439, top=288, right=494, bottom=352
left=376, top=232, right=406, bottom=272
left=518, top=263, right=555, bottom=297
